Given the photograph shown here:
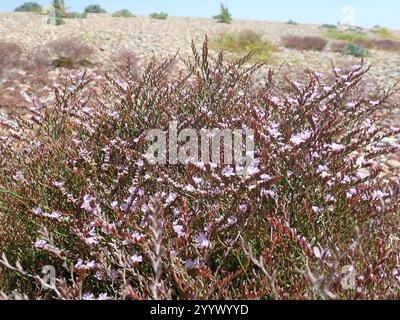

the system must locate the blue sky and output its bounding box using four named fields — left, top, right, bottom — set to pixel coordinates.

left=3, top=0, right=400, bottom=29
